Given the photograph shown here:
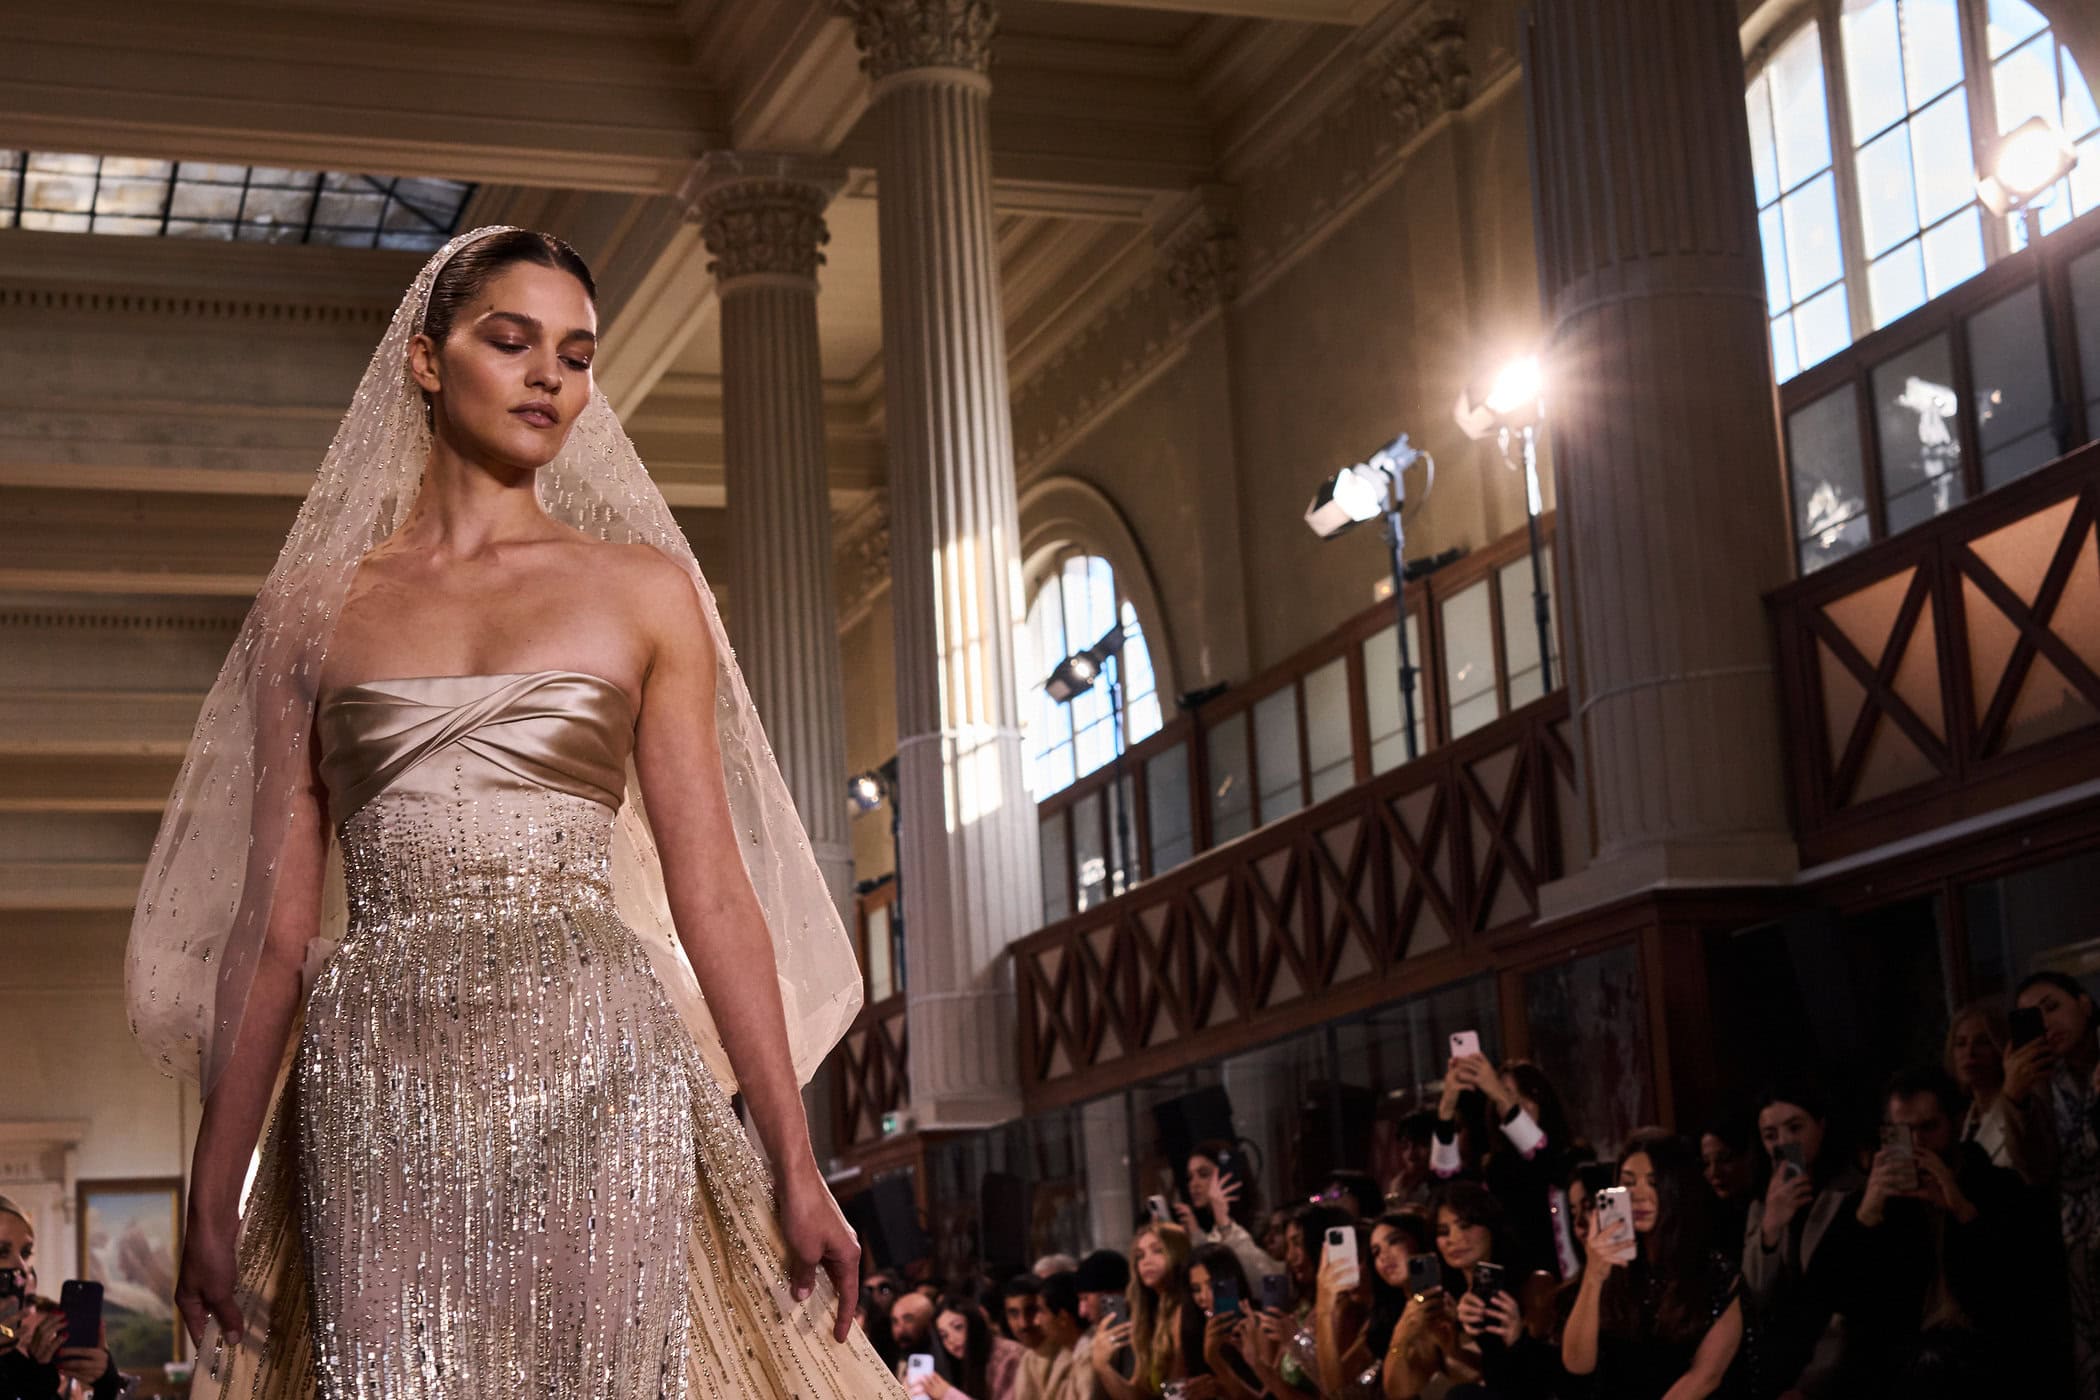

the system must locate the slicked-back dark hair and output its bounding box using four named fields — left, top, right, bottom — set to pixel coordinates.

left=421, top=228, right=596, bottom=350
